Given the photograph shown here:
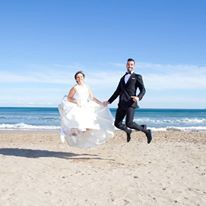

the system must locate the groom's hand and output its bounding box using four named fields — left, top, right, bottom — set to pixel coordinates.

left=131, top=96, right=139, bottom=102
